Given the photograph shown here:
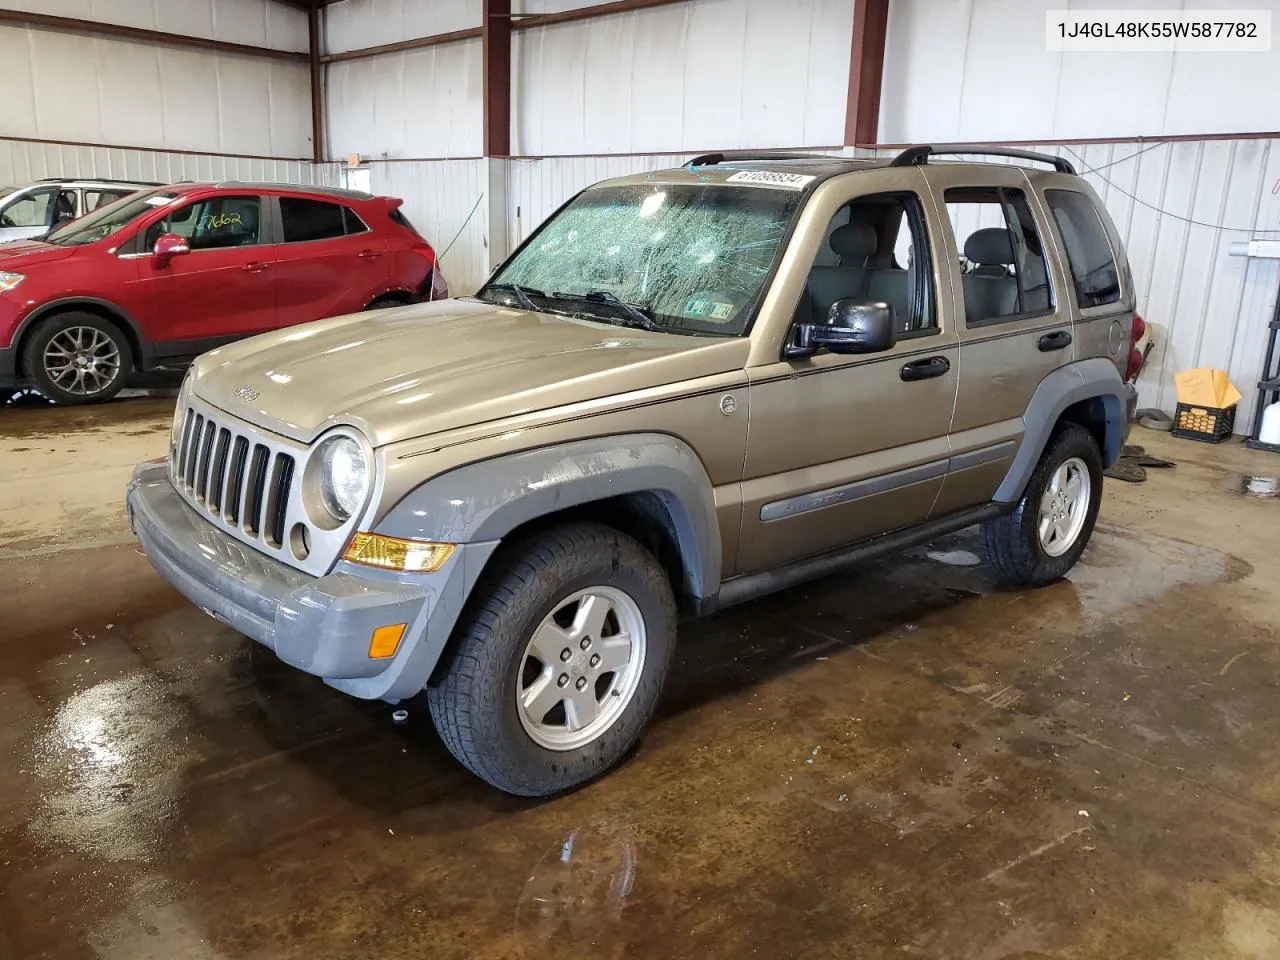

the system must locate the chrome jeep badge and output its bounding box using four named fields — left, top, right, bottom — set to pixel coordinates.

left=234, top=386, right=260, bottom=403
